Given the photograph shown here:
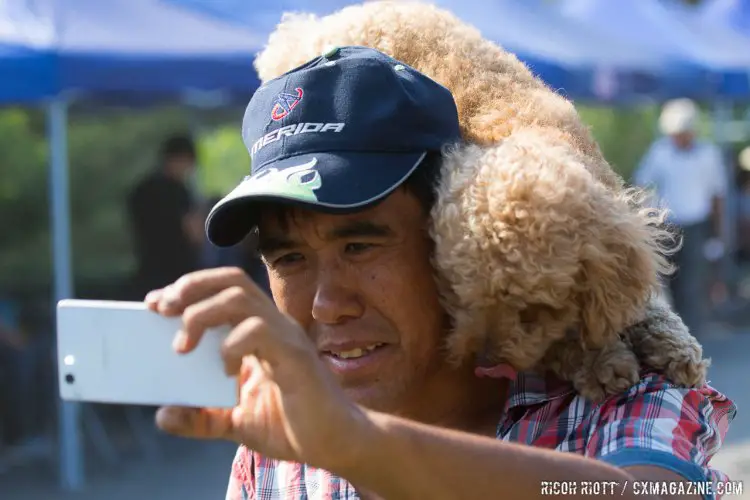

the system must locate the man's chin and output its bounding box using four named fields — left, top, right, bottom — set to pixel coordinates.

left=341, top=384, right=405, bottom=414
